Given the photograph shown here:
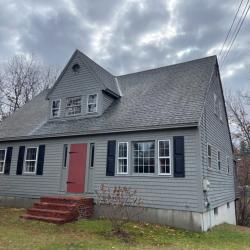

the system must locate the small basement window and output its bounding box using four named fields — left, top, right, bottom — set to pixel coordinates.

left=214, top=207, right=218, bottom=216
left=87, top=94, right=98, bottom=113
left=158, top=140, right=171, bottom=175
left=0, top=149, right=6, bottom=173
left=227, top=202, right=230, bottom=209
left=207, top=144, right=212, bottom=169
left=24, top=147, right=38, bottom=174
left=117, top=142, right=128, bottom=174
left=51, top=99, right=61, bottom=118
left=66, top=96, right=82, bottom=116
